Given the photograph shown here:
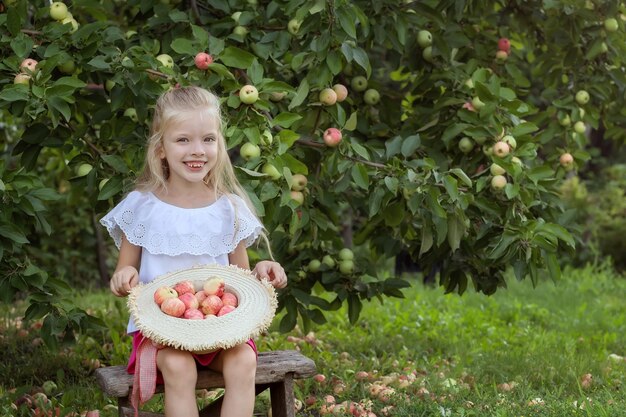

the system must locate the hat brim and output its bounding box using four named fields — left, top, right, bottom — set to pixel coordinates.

left=128, top=264, right=278, bottom=354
